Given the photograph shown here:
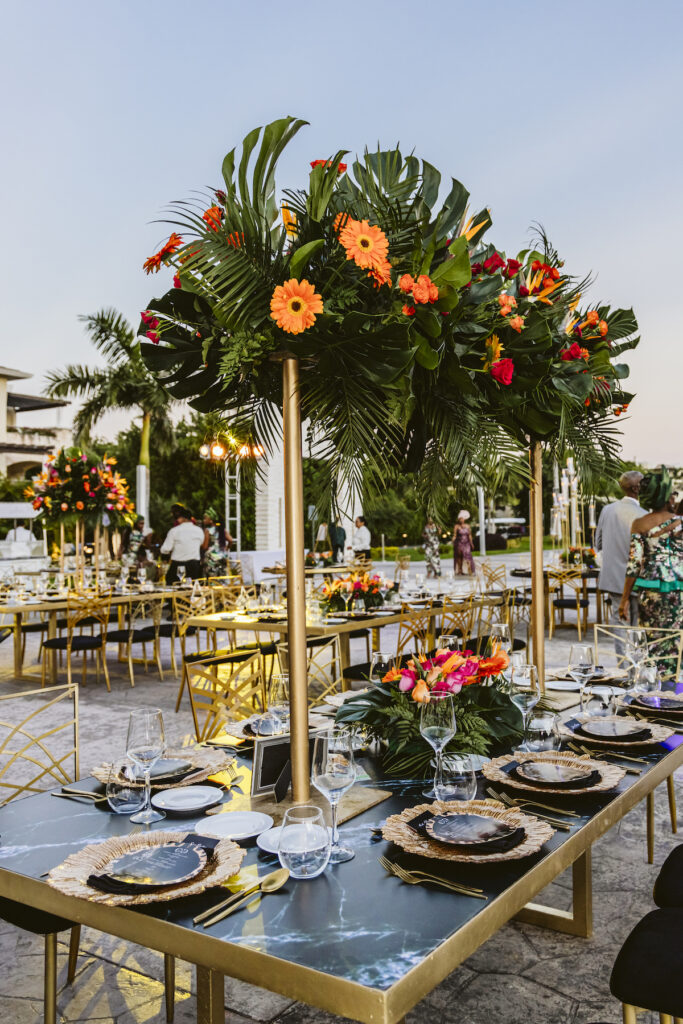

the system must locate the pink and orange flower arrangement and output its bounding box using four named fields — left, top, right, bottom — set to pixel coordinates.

left=385, top=645, right=510, bottom=703
left=25, top=448, right=135, bottom=528
left=321, top=572, right=393, bottom=612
